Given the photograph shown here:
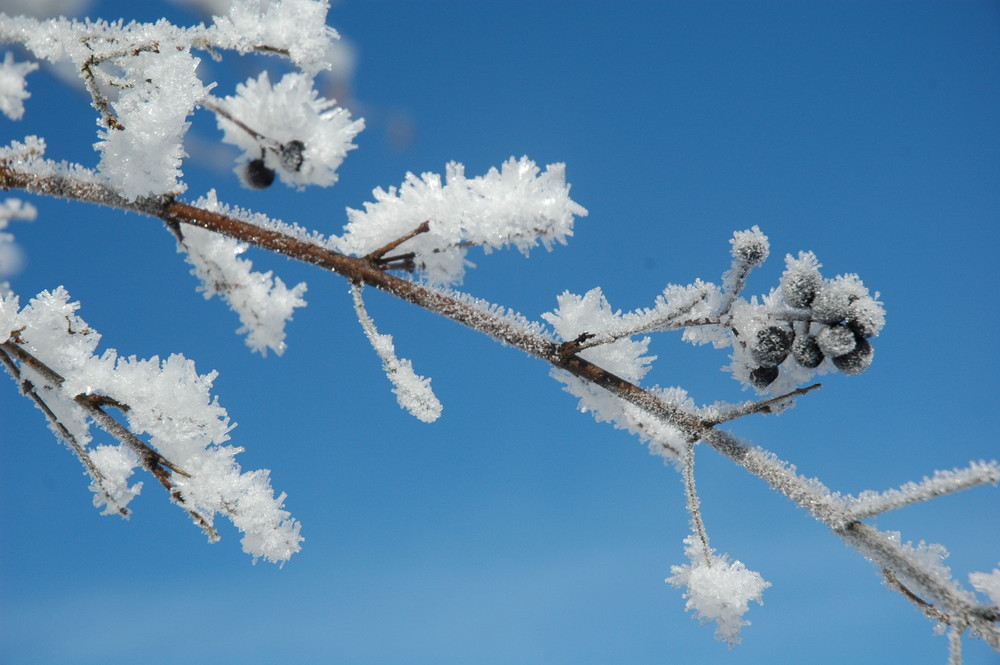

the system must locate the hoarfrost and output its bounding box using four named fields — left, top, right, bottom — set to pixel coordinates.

left=666, top=534, right=770, bottom=646
left=214, top=71, right=363, bottom=189
left=0, top=51, right=37, bottom=120
left=338, top=157, right=587, bottom=285
left=352, top=283, right=442, bottom=423
left=970, top=567, right=1000, bottom=607
left=179, top=220, right=307, bottom=356
left=2, top=287, right=303, bottom=563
